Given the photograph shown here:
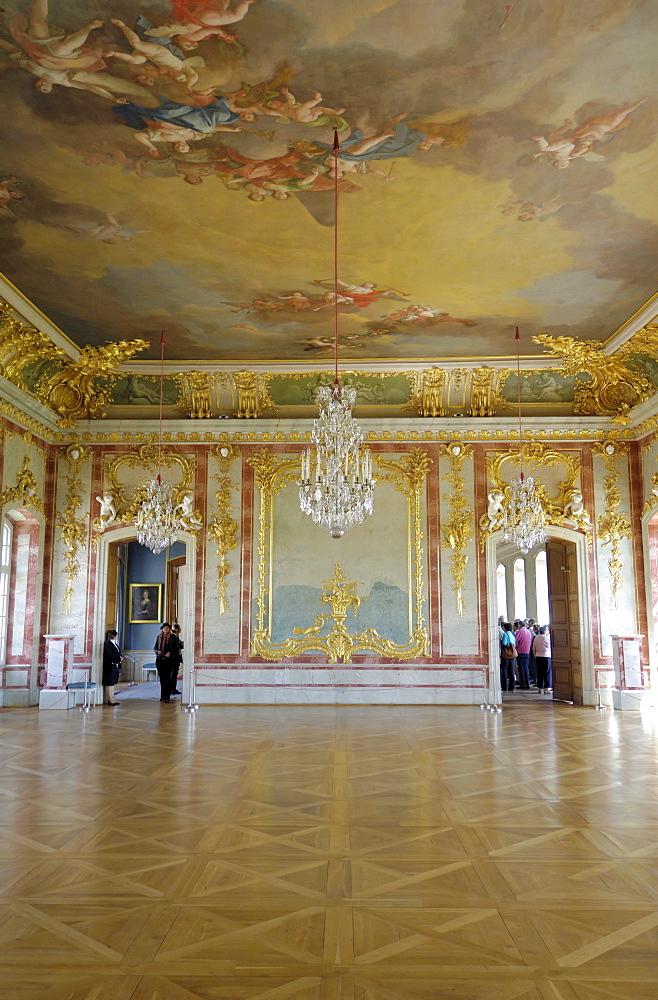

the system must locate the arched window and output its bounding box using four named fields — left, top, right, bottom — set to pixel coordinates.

left=0, top=520, right=12, bottom=664
left=496, top=563, right=507, bottom=621
left=513, top=557, right=526, bottom=621
left=535, top=549, right=549, bottom=625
